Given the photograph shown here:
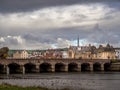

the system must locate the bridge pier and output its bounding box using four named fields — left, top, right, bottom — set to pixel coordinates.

left=22, top=65, right=25, bottom=74
left=101, top=64, right=104, bottom=71
left=90, top=64, right=93, bottom=71
left=20, top=65, right=25, bottom=74
left=64, top=65, right=68, bottom=72
left=35, top=65, right=40, bottom=73
left=2, top=65, right=6, bottom=74
left=51, top=65, right=55, bottom=72
left=77, top=64, right=81, bottom=72
left=6, top=65, right=9, bottom=75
